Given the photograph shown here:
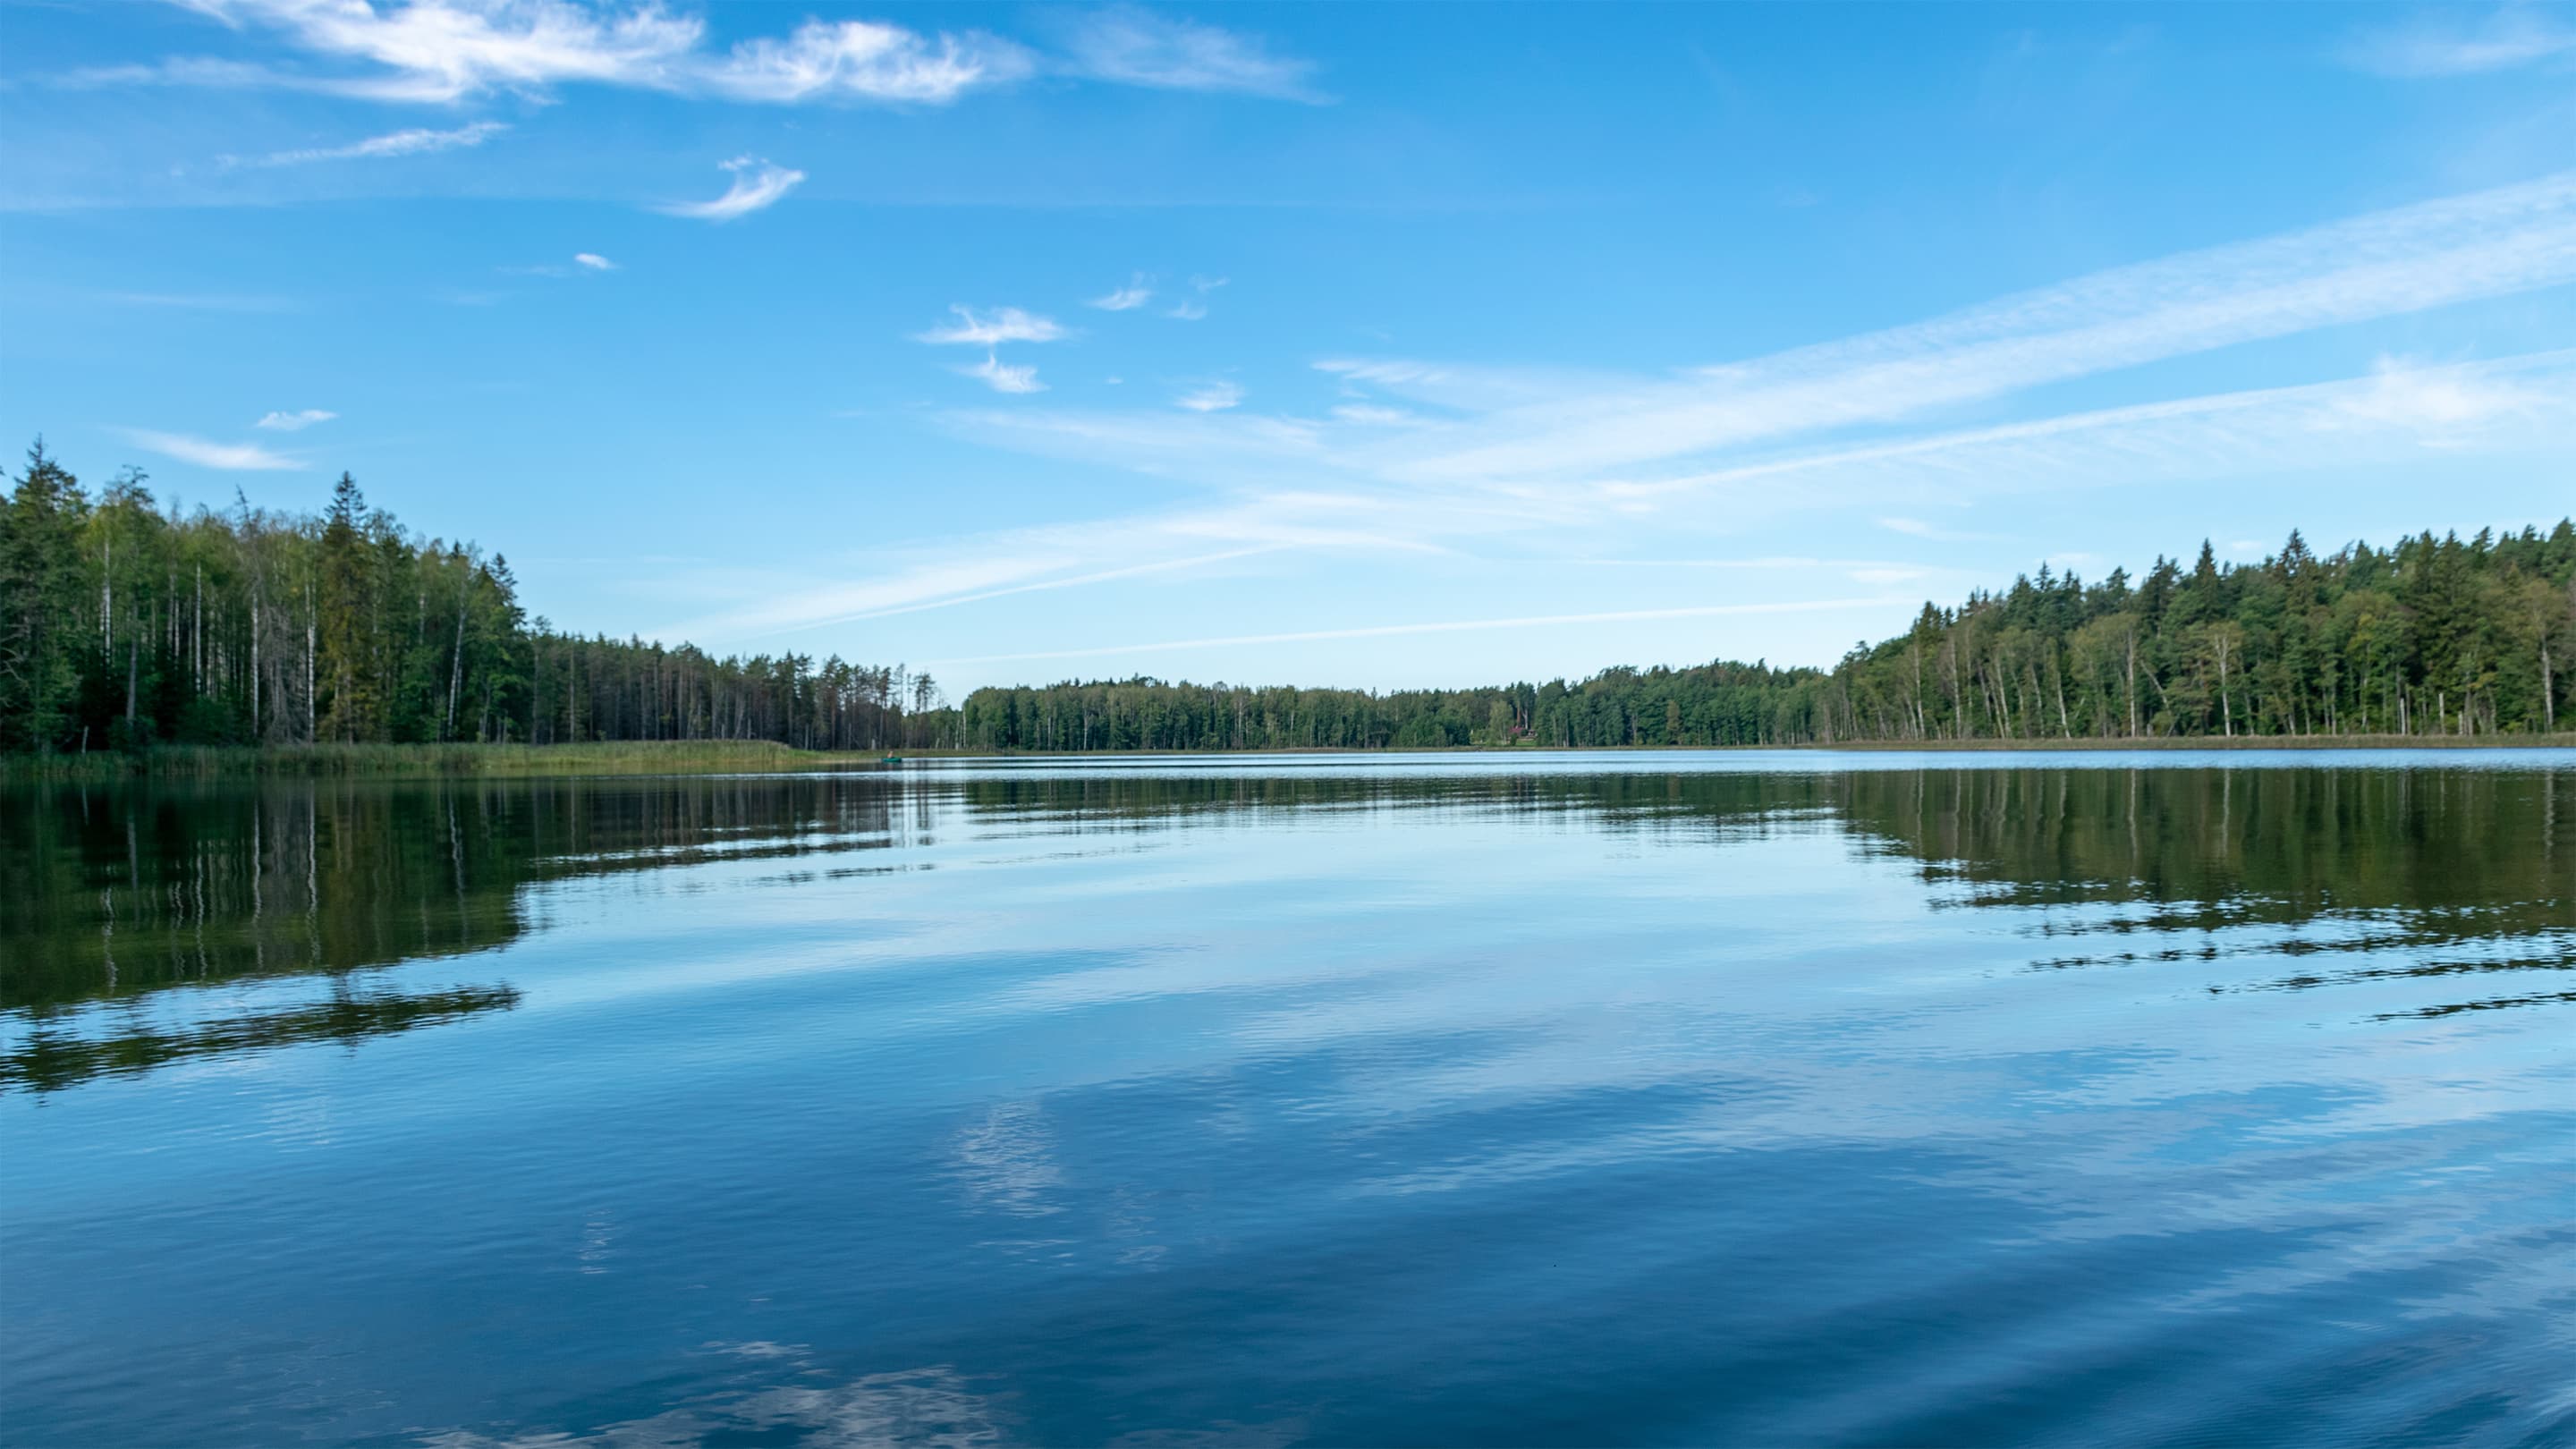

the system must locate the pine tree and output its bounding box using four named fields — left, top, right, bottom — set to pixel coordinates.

left=0, top=443, right=88, bottom=750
